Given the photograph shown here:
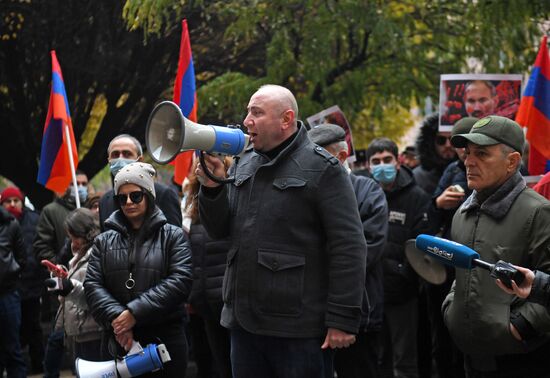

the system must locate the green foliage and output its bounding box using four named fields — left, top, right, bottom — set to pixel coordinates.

left=122, top=0, right=549, bottom=149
